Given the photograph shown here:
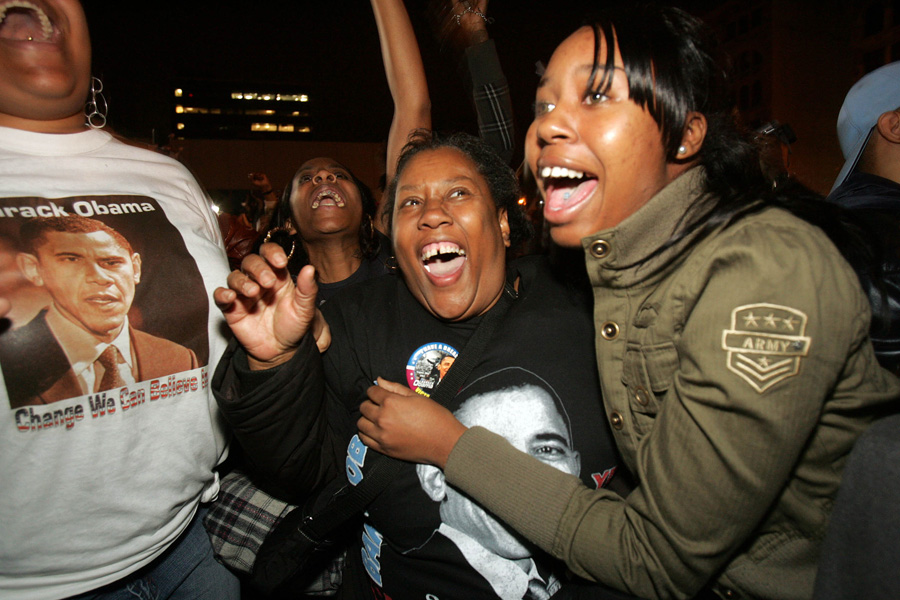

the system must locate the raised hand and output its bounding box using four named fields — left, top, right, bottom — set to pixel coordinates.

left=247, top=172, right=273, bottom=195
left=213, top=243, right=329, bottom=369
left=432, top=0, right=491, bottom=50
